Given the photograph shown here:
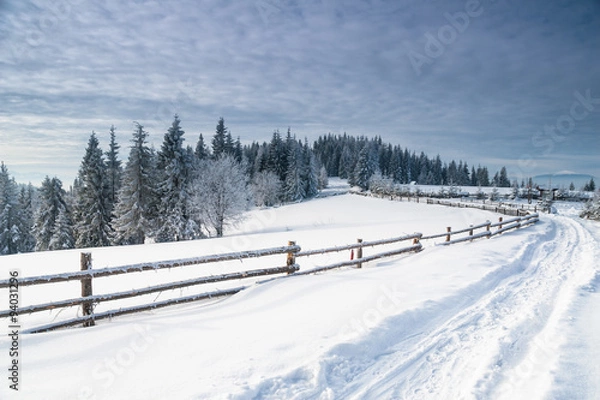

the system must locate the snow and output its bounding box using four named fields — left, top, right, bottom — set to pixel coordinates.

left=1, top=183, right=599, bottom=399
